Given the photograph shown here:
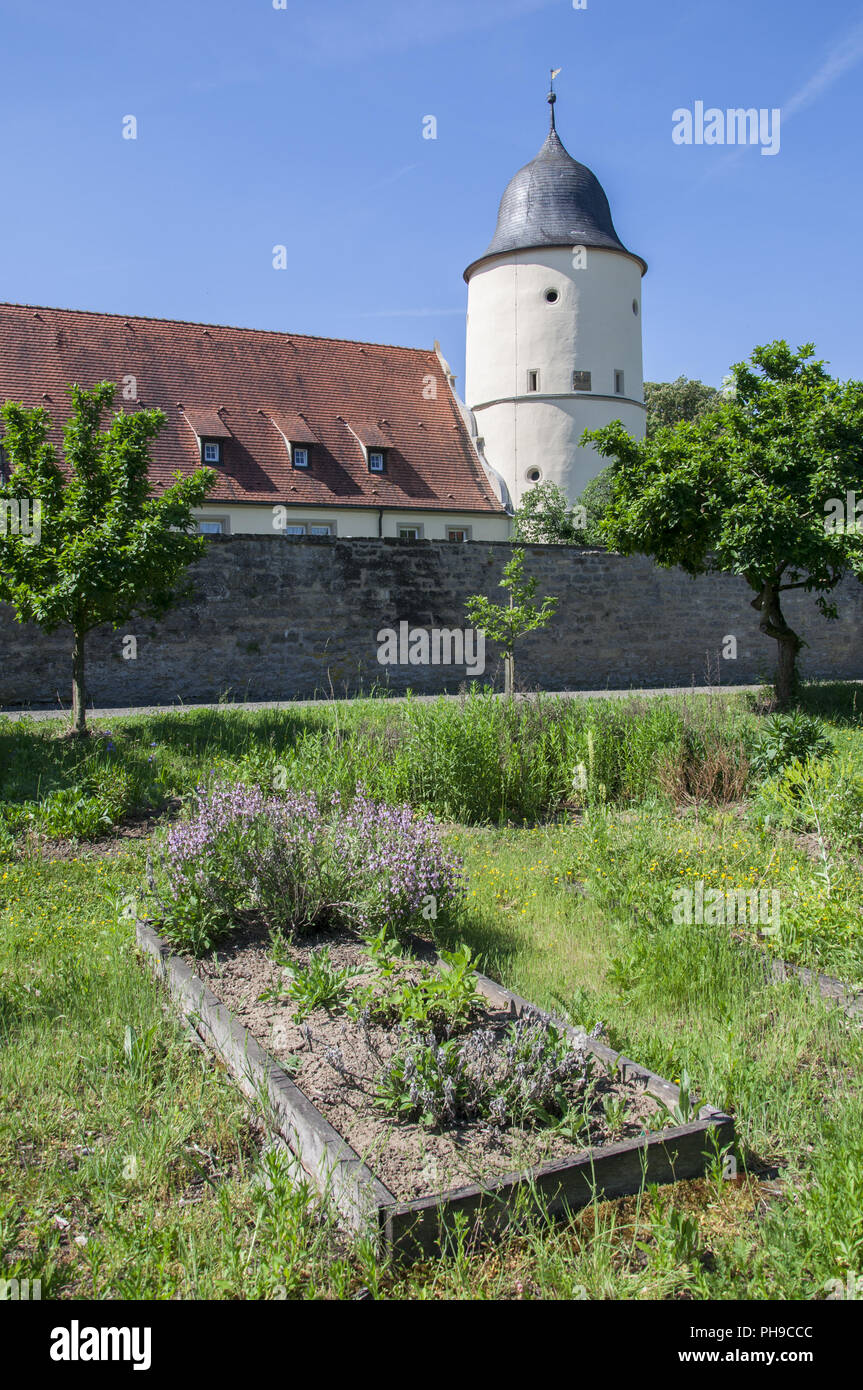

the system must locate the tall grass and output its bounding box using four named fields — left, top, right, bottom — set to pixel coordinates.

left=0, top=688, right=802, bottom=832
left=259, top=689, right=756, bottom=823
